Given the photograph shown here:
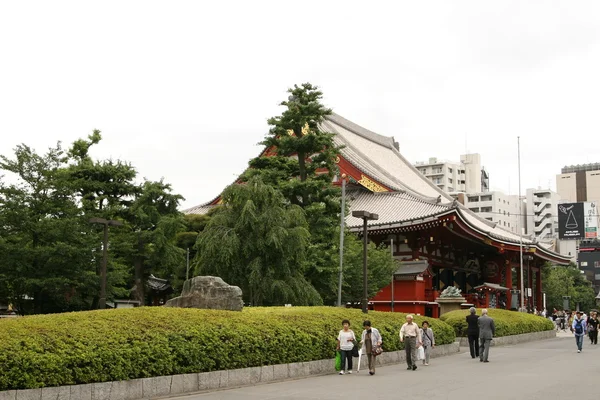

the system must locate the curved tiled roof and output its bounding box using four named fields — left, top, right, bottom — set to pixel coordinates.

left=183, top=112, right=569, bottom=263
